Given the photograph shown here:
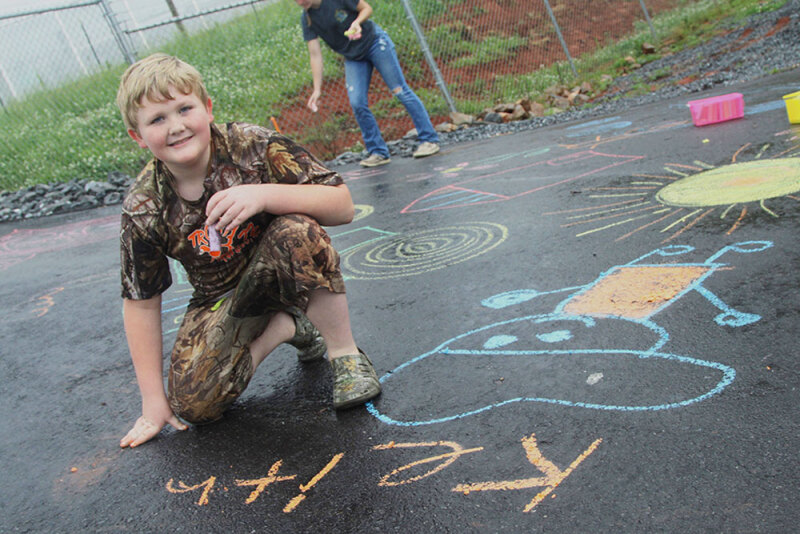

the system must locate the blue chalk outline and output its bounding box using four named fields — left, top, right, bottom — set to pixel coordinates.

left=367, top=241, right=772, bottom=426
left=366, top=330, right=736, bottom=427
